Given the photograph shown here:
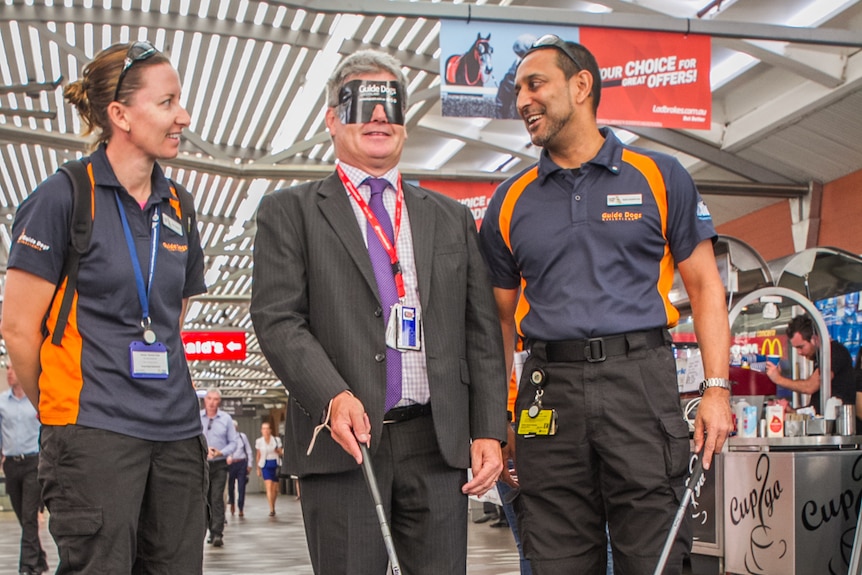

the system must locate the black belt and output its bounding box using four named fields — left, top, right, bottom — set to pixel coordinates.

left=536, top=328, right=666, bottom=363
left=6, top=452, right=38, bottom=462
left=383, top=403, right=432, bottom=424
